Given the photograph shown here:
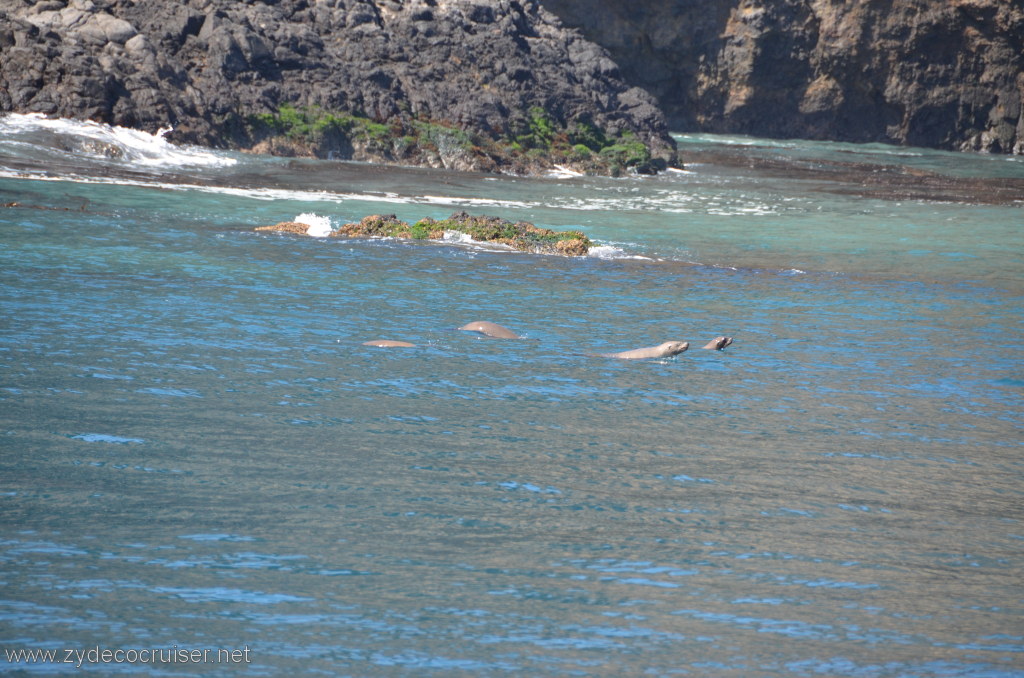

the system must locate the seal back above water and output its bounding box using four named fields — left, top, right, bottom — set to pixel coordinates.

left=362, top=339, right=417, bottom=347
left=595, top=341, right=690, bottom=360
left=457, top=321, right=522, bottom=339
